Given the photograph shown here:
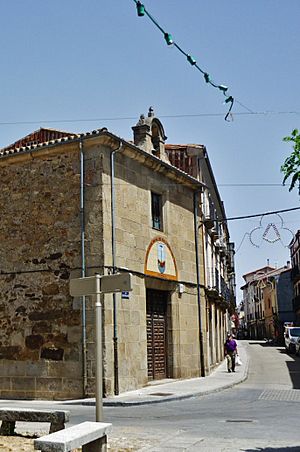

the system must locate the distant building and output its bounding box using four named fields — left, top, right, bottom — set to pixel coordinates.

left=241, top=264, right=293, bottom=340
left=236, top=301, right=246, bottom=338
left=290, top=230, right=300, bottom=324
